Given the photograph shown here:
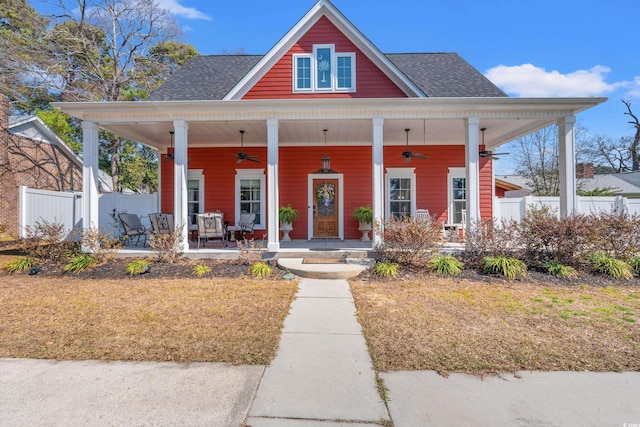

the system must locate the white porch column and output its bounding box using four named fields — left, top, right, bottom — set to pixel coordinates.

left=267, top=118, right=280, bottom=252
left=173, top=120, right=189, bottom=251
left=558, top=115, right=577, bottom=217
left=372, top=117, right=384, bottom=247
left=82, top=121, right=100, bottom=242
left=465, top=117, right=481, bottom=226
